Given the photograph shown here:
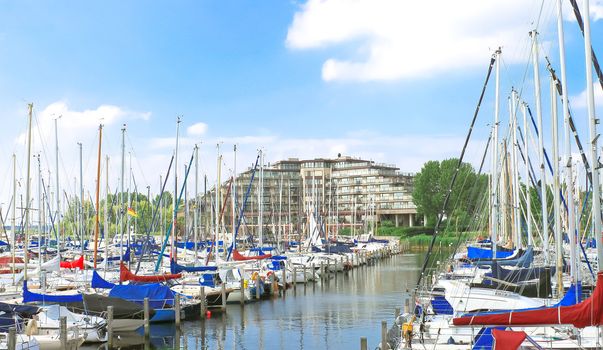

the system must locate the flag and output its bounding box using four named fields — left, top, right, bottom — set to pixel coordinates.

left=127, top=207, right=138, bottom=217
